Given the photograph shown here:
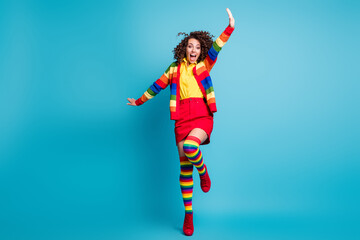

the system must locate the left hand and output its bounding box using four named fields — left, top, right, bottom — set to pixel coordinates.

left=226, top=8, right=235, bottom=28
